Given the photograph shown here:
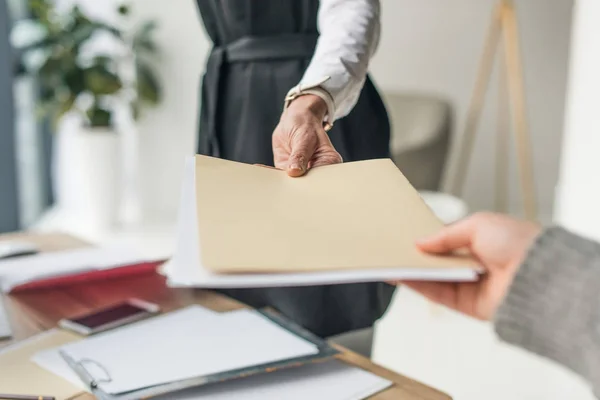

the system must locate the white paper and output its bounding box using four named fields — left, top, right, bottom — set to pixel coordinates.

left=51, top=306, right=318, bottom=394
left=165, top=157, right=477, bottom=290
left=33, top=346, right=89, bottom=391
left=33, top=305, right=220, bottom=393
left=0, top=246, right=155, bottom=292
left=159, top=360, right=392, bottom=400
left=1, top=328, right=60, bottom=354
